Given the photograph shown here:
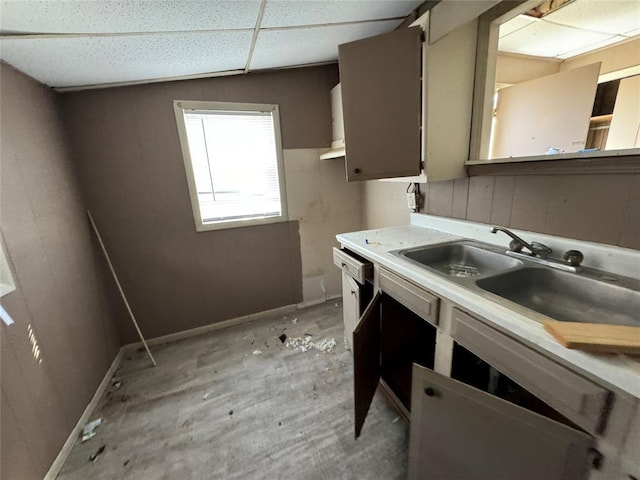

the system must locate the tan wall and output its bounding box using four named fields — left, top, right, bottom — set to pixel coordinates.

left=363, top=180, right=412, bottom=229
left=561, top=37, right=640, bottom=75
left=0, top=64, right=121, bottom=480
left=496, top=52, right=562, bottom=85
left=284, top=150, right=363, bottom=302
left=60, top=65, right=343, bottom=340
left=363, top=175, right=639, bottom=250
